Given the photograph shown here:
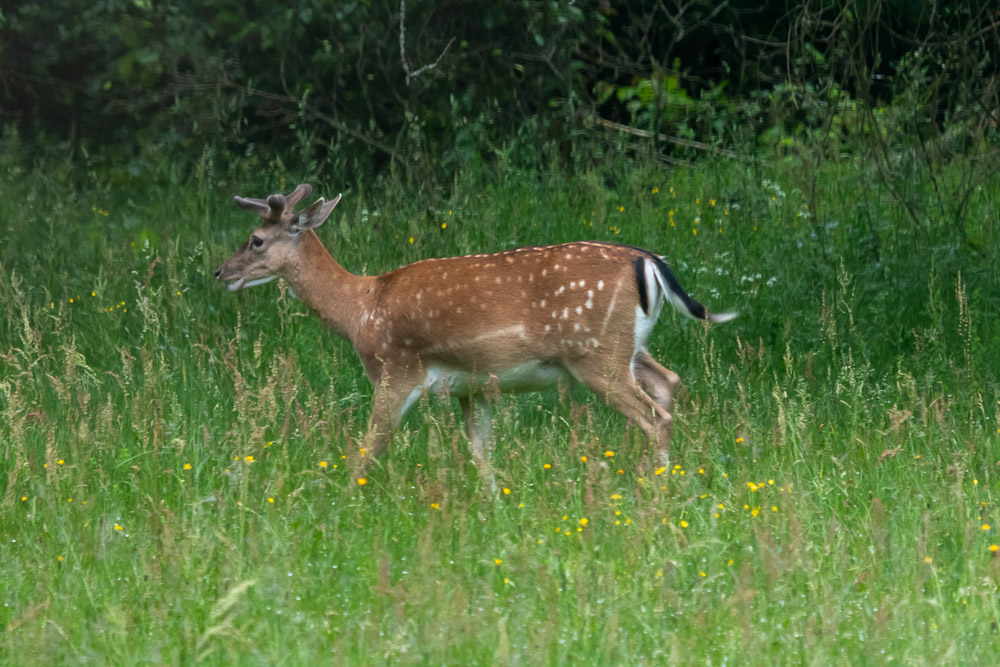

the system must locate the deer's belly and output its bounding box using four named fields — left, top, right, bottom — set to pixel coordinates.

left=426, top=361, right=571, bottom=396
left=397, top=362, right=572, bottom=421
